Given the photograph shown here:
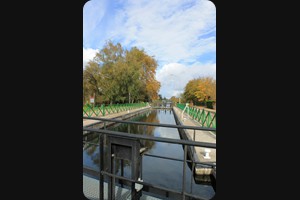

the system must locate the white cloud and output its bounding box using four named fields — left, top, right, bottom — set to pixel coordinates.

left=83, top=0, right=109, bottom=48
left=156, top=62, right=216, bottom=98
left=111, top=0, right=216, bottom=64
left=83, top=48, right=98, bottom=68
left=83, top=0, right=216, bottom=98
